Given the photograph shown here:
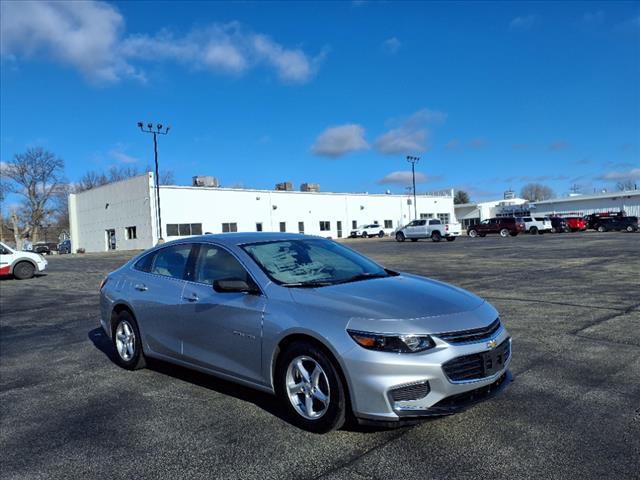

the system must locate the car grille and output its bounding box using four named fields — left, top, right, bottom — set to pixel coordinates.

left=436, top=318, right=501, bottom=344
left=442, top=339, right=510, bottom=382
left=389, top=381, right=430, bottom=402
